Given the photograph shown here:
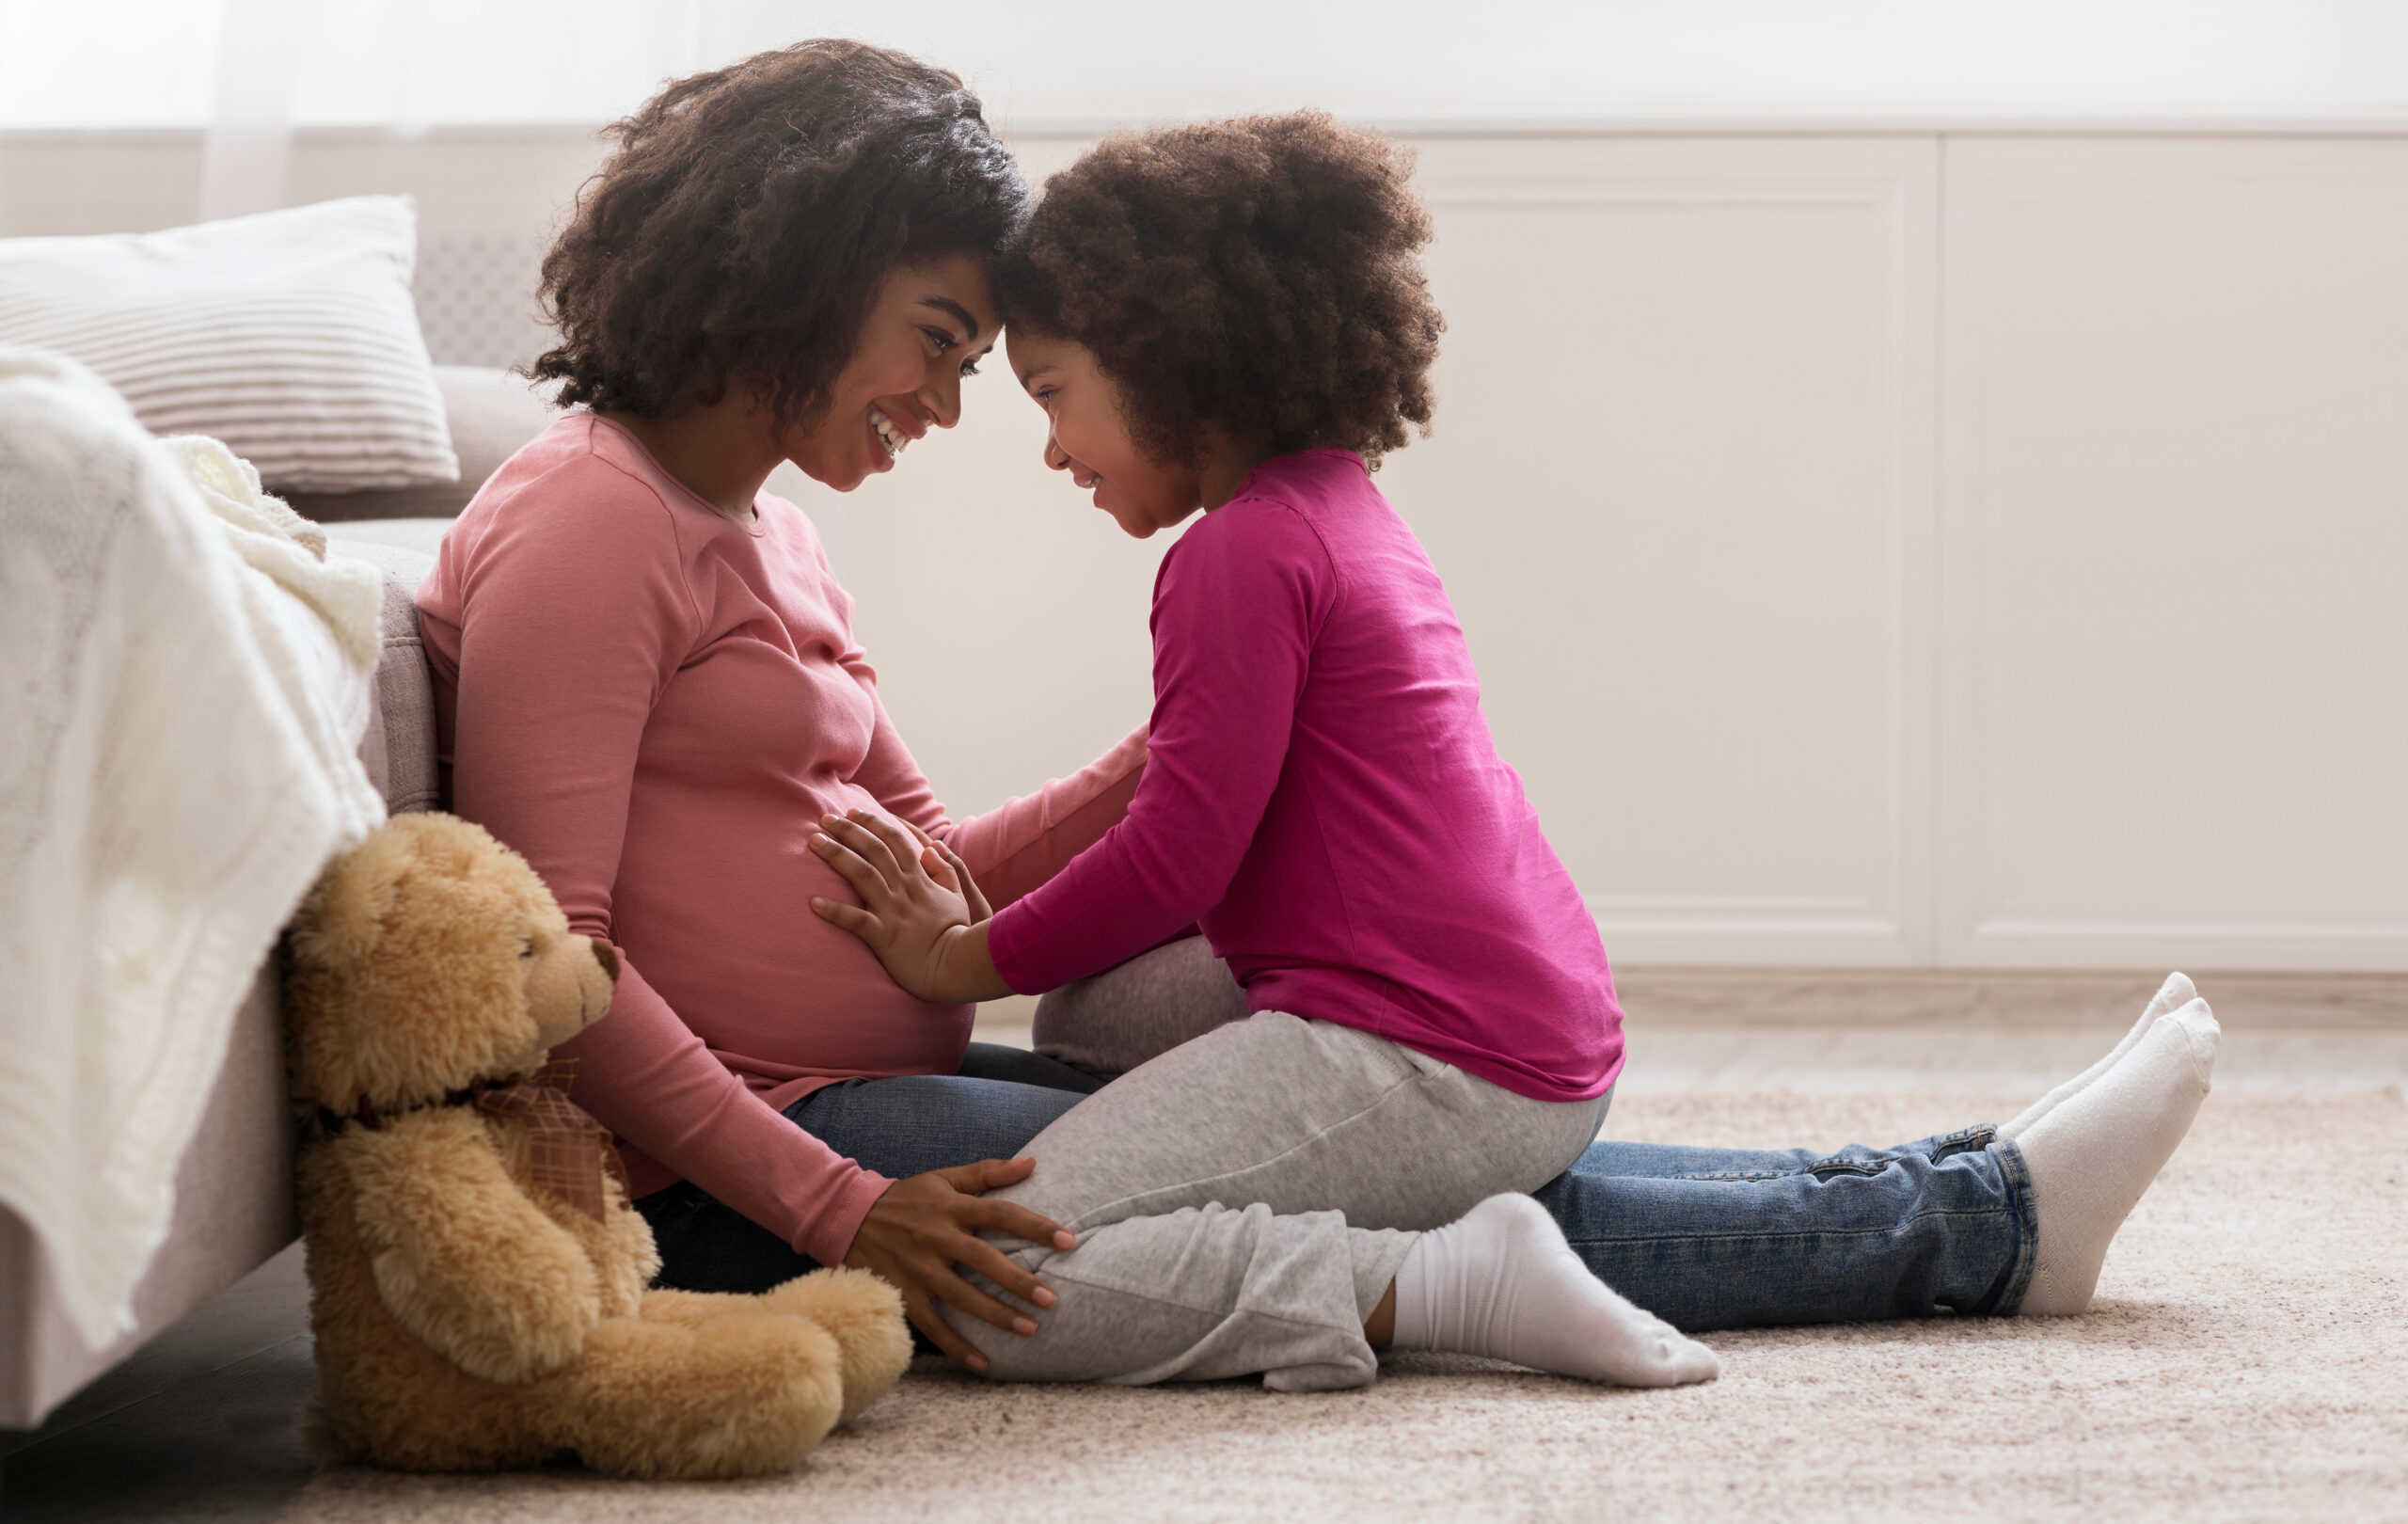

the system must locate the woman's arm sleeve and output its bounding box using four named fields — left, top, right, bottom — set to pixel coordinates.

left=941, top=726, right=1149, bottom=911
left=825, top=538, right=1153, bottom=908
left=442, top=467, right=890, bottom=1266
left=982, top=506, right=1328, bottom=992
